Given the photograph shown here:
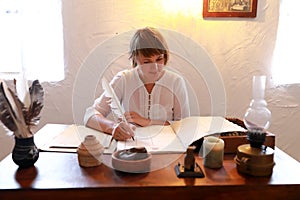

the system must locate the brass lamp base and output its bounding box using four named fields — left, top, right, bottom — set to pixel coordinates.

left=235, top=144, right=275, bottom=176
